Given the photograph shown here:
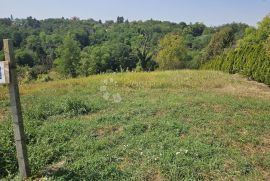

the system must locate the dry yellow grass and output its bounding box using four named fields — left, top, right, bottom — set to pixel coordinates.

left=1, top=70, right=269, bottom=100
